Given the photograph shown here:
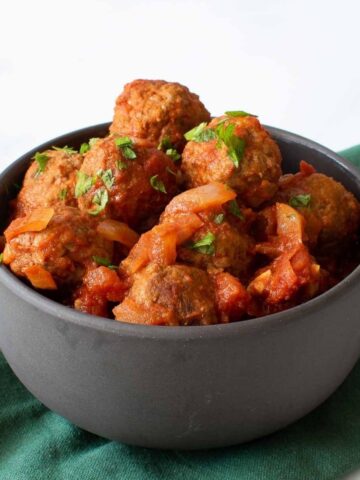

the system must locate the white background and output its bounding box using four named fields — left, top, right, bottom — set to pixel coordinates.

left=1, top=0, right=360, bottom=172
left=1, top=1, right=360, bottom=477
